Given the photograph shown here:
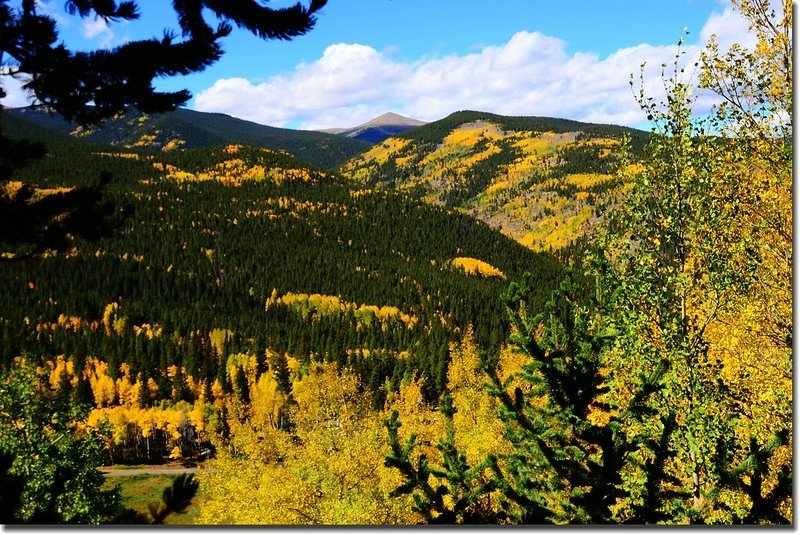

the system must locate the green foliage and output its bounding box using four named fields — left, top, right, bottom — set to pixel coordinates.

left=550, top=142, right=622, bottom=177
left=483, top=267, right=684, bottom=524
left=601, top=40, right=791, bottom=522
left=0, top=116, right=564, bottom=420
left=384, top=264, right=686, bottom=524
left=0, top=362, right=123, bottom=523
left=712, top=431, right=792, bottom=524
